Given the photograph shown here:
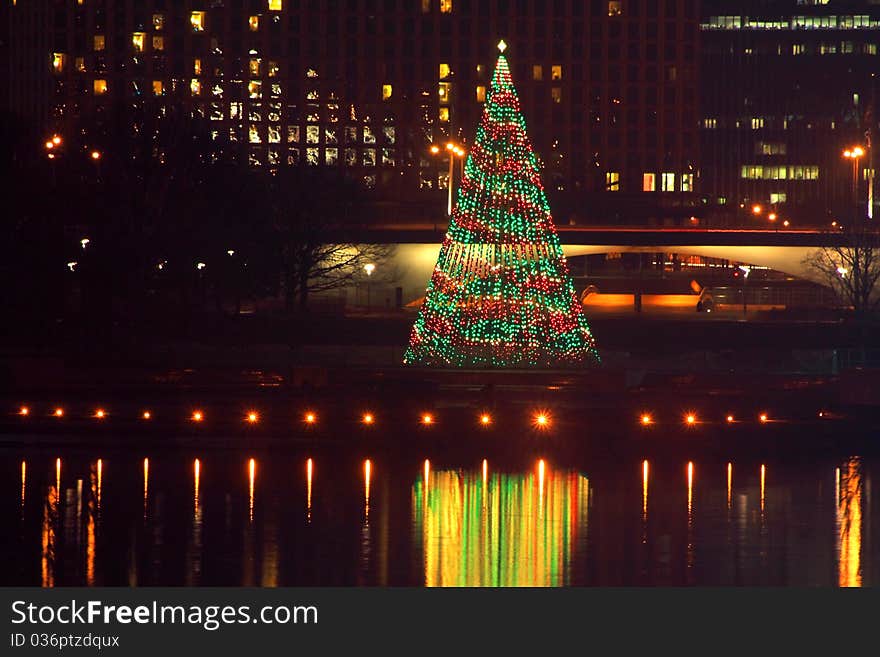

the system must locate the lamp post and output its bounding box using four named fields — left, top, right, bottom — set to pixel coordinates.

left=364, top=262, right=375, bottom=311
left=843, top=146, right=865, bottom=218
left=430, top=141, right=466, bottom=230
